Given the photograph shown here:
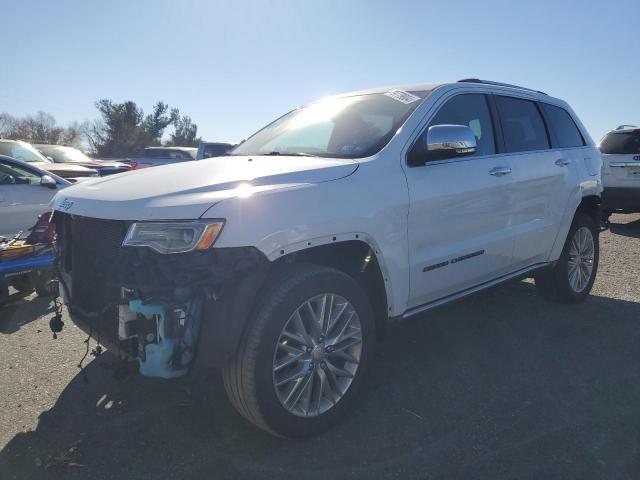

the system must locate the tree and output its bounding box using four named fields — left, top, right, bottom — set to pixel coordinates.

left=167, top=115, right=201, bottom=147
left=0, top=111, right=84, bottom=146
left=88, top=99, right=181, bottom=157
